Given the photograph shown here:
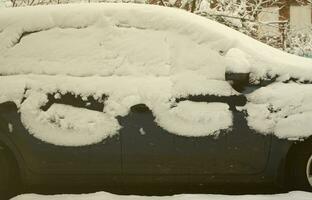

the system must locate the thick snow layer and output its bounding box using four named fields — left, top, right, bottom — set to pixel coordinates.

left=225, top=48, right=251, bottom=73
left=1, top=3, right=312, bottom=81
left=0, top=77, right=26, bottom=106
left=20, top=92, right=120, bottom=146
left=1, top=4, right=312, bottom=145
left=0, top=4, right=225, bottom=80
left=10, top=191, right=312, bottom=200
left=0, top=75, right=236, bottom=146
left=155, top=101, right=232, bottom=137
left=243, top=82, right=312, bottom=139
